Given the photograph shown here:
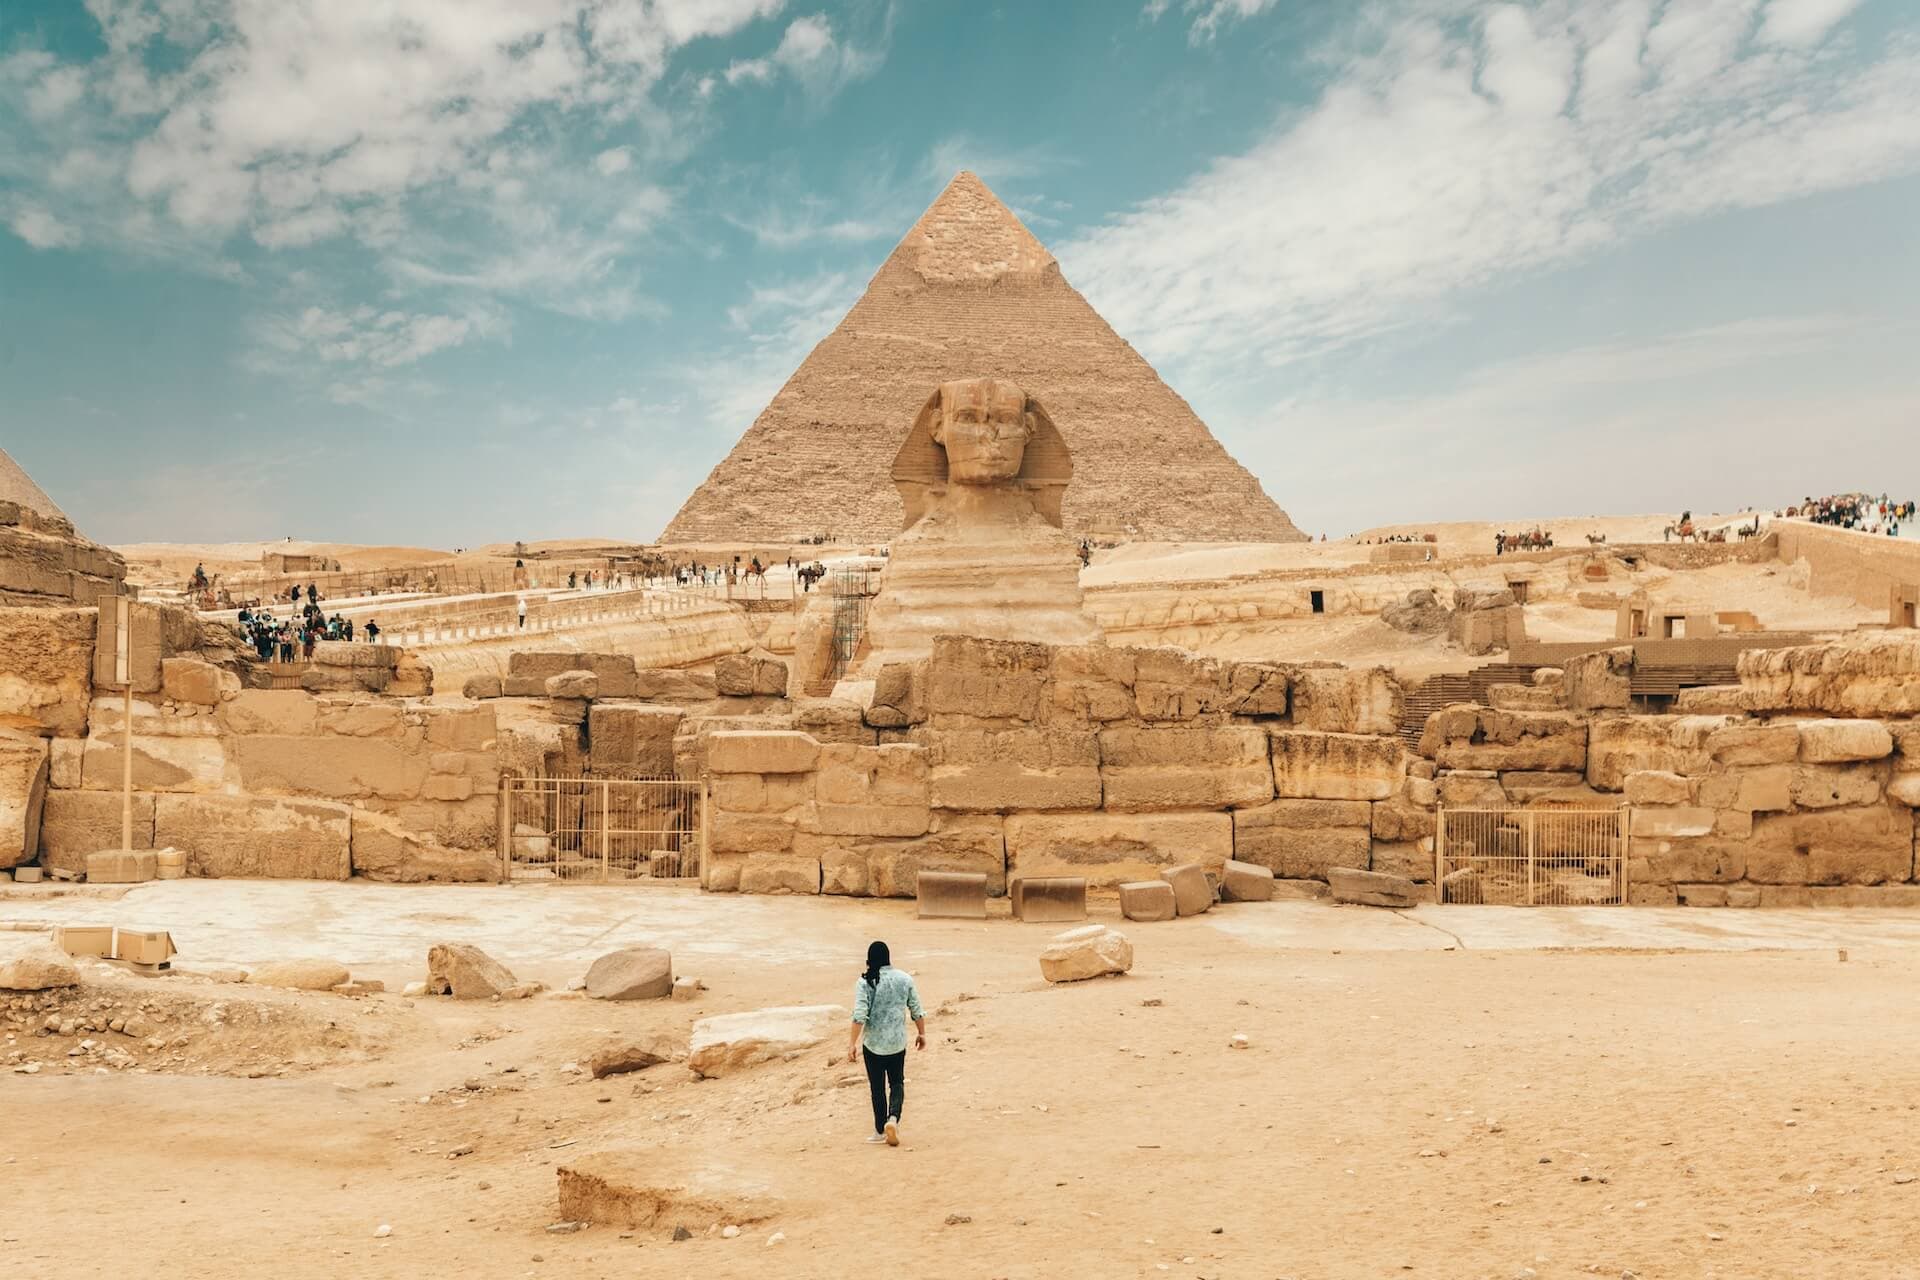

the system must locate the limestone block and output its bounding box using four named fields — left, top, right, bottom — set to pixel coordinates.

left=1489, top=683, right=1562, bottom=711
left=1586, top=717, right=1709, bottom=791
left=1328, top=866, right=1421, bottom=908
left=426, top=942, right=517, bottom=998
left=350, top=810, right=497, bottom=883
left=588, top=704, right=683, bottom=776
left=805, top=803, right=931, bottom=838
left=1406, top=775, right=1437, bottom=805
left=1436, top=771, right=1508, bottom=808
left=709, top=811, right=796, bottom=855
left=1631, top=807, right=1716, bottom=839
left=48, top=737, right=80, bottom=788
left=1705, top=722, right=1799, bottom=766
left=1370, top=792, right=1435, bottom=843
left=389, top=651, right=433, bottom=698
left=917, top=725, right=1100, bottom=812
left=1098, top=723, right=1273, bottom=811
left=249, top=960, right=350, bottom=991
left=712, top=772, right=810, bottom=814
left=866, top=661, right=926, bottom=728
left=715, top=652, right=789, bottom=697
left=1118, top=879, right=1177, bottom=921
left=687, top=1004, right=846, bottom=1078
left=0, top=938, right=80, bottom=991
left=814, top=743, right=929, bottom=807
left=1418, top=707, right=1586, bottom=773
left=1441, top=866, right=1484, bottom=904
left=917, top=869, right=987, bottom=918
left=1219, top=858, right=1275, bottom=902
left=791, top=698, right=873, bottom=746
left=1289, top=667, right=1403, bottom=735
left=1889, top=773, right=1920, bottom=808
left=819, top=845, right=870, bottom=896
left=317, top=701, right=405, bottom=738
left=1222, top=662, right=1289, bottom=717
left=738, top=852, right=820, bottom=895
left=1741, top=804, right=1913, bottom=885
left=39, top=790, right=155, bottom=875
left=706, top=731, right=819, bottom=776
left=160, top=657, right=234, bottom=707
left=703, top=851, right=744, bottom=892
left=630, top=668, right=719, bottom=702
left=233, top=735, right=427, bottom=801
left=1010, top=875, right=1087, bottom=922
left=217, top=689, right=318, bottom=736
left=1233, top=799, right=1372, bottom=880
left=1735, top=637, right=1920, bottom=717
left=1270, top=731, right=1404, bottom=801
left=552, top=696, right=591, bottom=727
left=1038, top=924, right=1133, bottom=983
left=584, top=947, right=673, bottom=1000
left=587, top=1036, right=677, bottom=1078
left=462, top=674, right=502, bottom=699
left=1561, top=647, right=1632, bottom=711
left=925, top=635, right=1050, bottom=722
left=0, top=607, right=95, bottom=736
left=87, top=849, right=156, bottom=883
left=1623, top=771, right=1691, bottom=806
left=1790, top=764, right=1885, bottom=810
left=509, top=651, right=636, bottom=685
left=1005, top=811, right=1231, bottom=887
left=1159, top=862, right=1214, bottom=916
left=841, top=821, right=1007, bottom=898
left=1132, top=647, right=1230, bottom=721
left=1371, top=840, right=1432, bottom=881
left=422, top=773, right=473, bottom=802
left=78, top=726, right=229, bottom=794
left=1633, top=836, right=1745, bottom=885
left=1046, top=645, right=1138, bottom=722
left=155, top=793, right=352, bottom=879
left=1499, top=771, right=1597, bottom=803
left=0, top=735, right=48, bottom=868
left=424, top=705, right=496, bottom=751
left=1798, top=719, right=1894, bottom=763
